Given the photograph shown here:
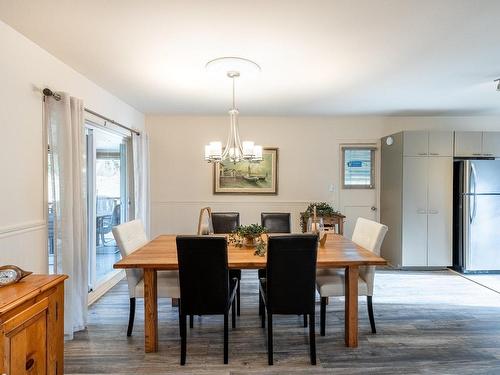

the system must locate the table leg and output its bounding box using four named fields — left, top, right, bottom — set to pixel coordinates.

left=144, top=269, right=158, bottom=353
left=345, top=265, right=358, bottom=347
